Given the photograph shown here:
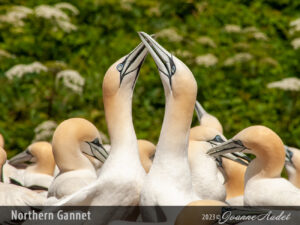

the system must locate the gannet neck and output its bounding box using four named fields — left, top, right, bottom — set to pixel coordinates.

left=137, top=139, right=156, bottom=173
left=236, top=126, right=285, bottom=181
left=52, top=118, right=102, bottom=173
left=153, top=62, right=197, bottom=160
left=222, top=157, right=246, bottom=199
left=0, top=134, right=4, bottom=149
left=104, top=94, right=136, bottom=151
left=102, top=43, right=148, bottom=155
left=26, top=142, right=55, bottom=176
